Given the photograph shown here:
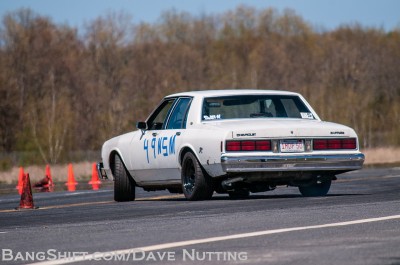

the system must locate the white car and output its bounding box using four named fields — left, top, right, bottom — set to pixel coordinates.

left=98, top=90, right=365, bottom=201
